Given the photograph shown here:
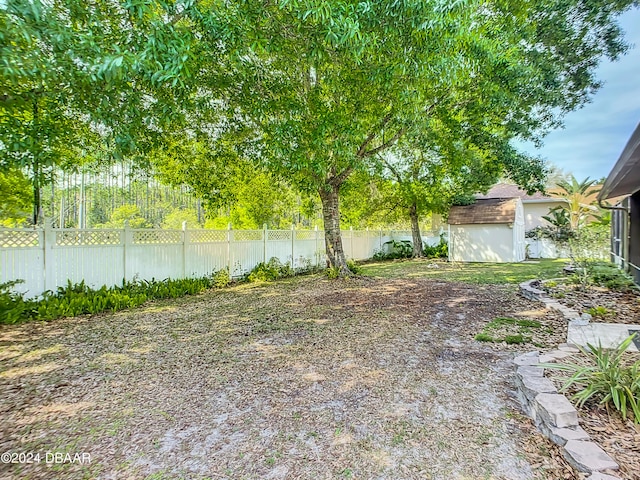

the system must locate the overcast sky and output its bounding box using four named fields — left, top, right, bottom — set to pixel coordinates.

left=517, top=7, right=640, bottom=182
